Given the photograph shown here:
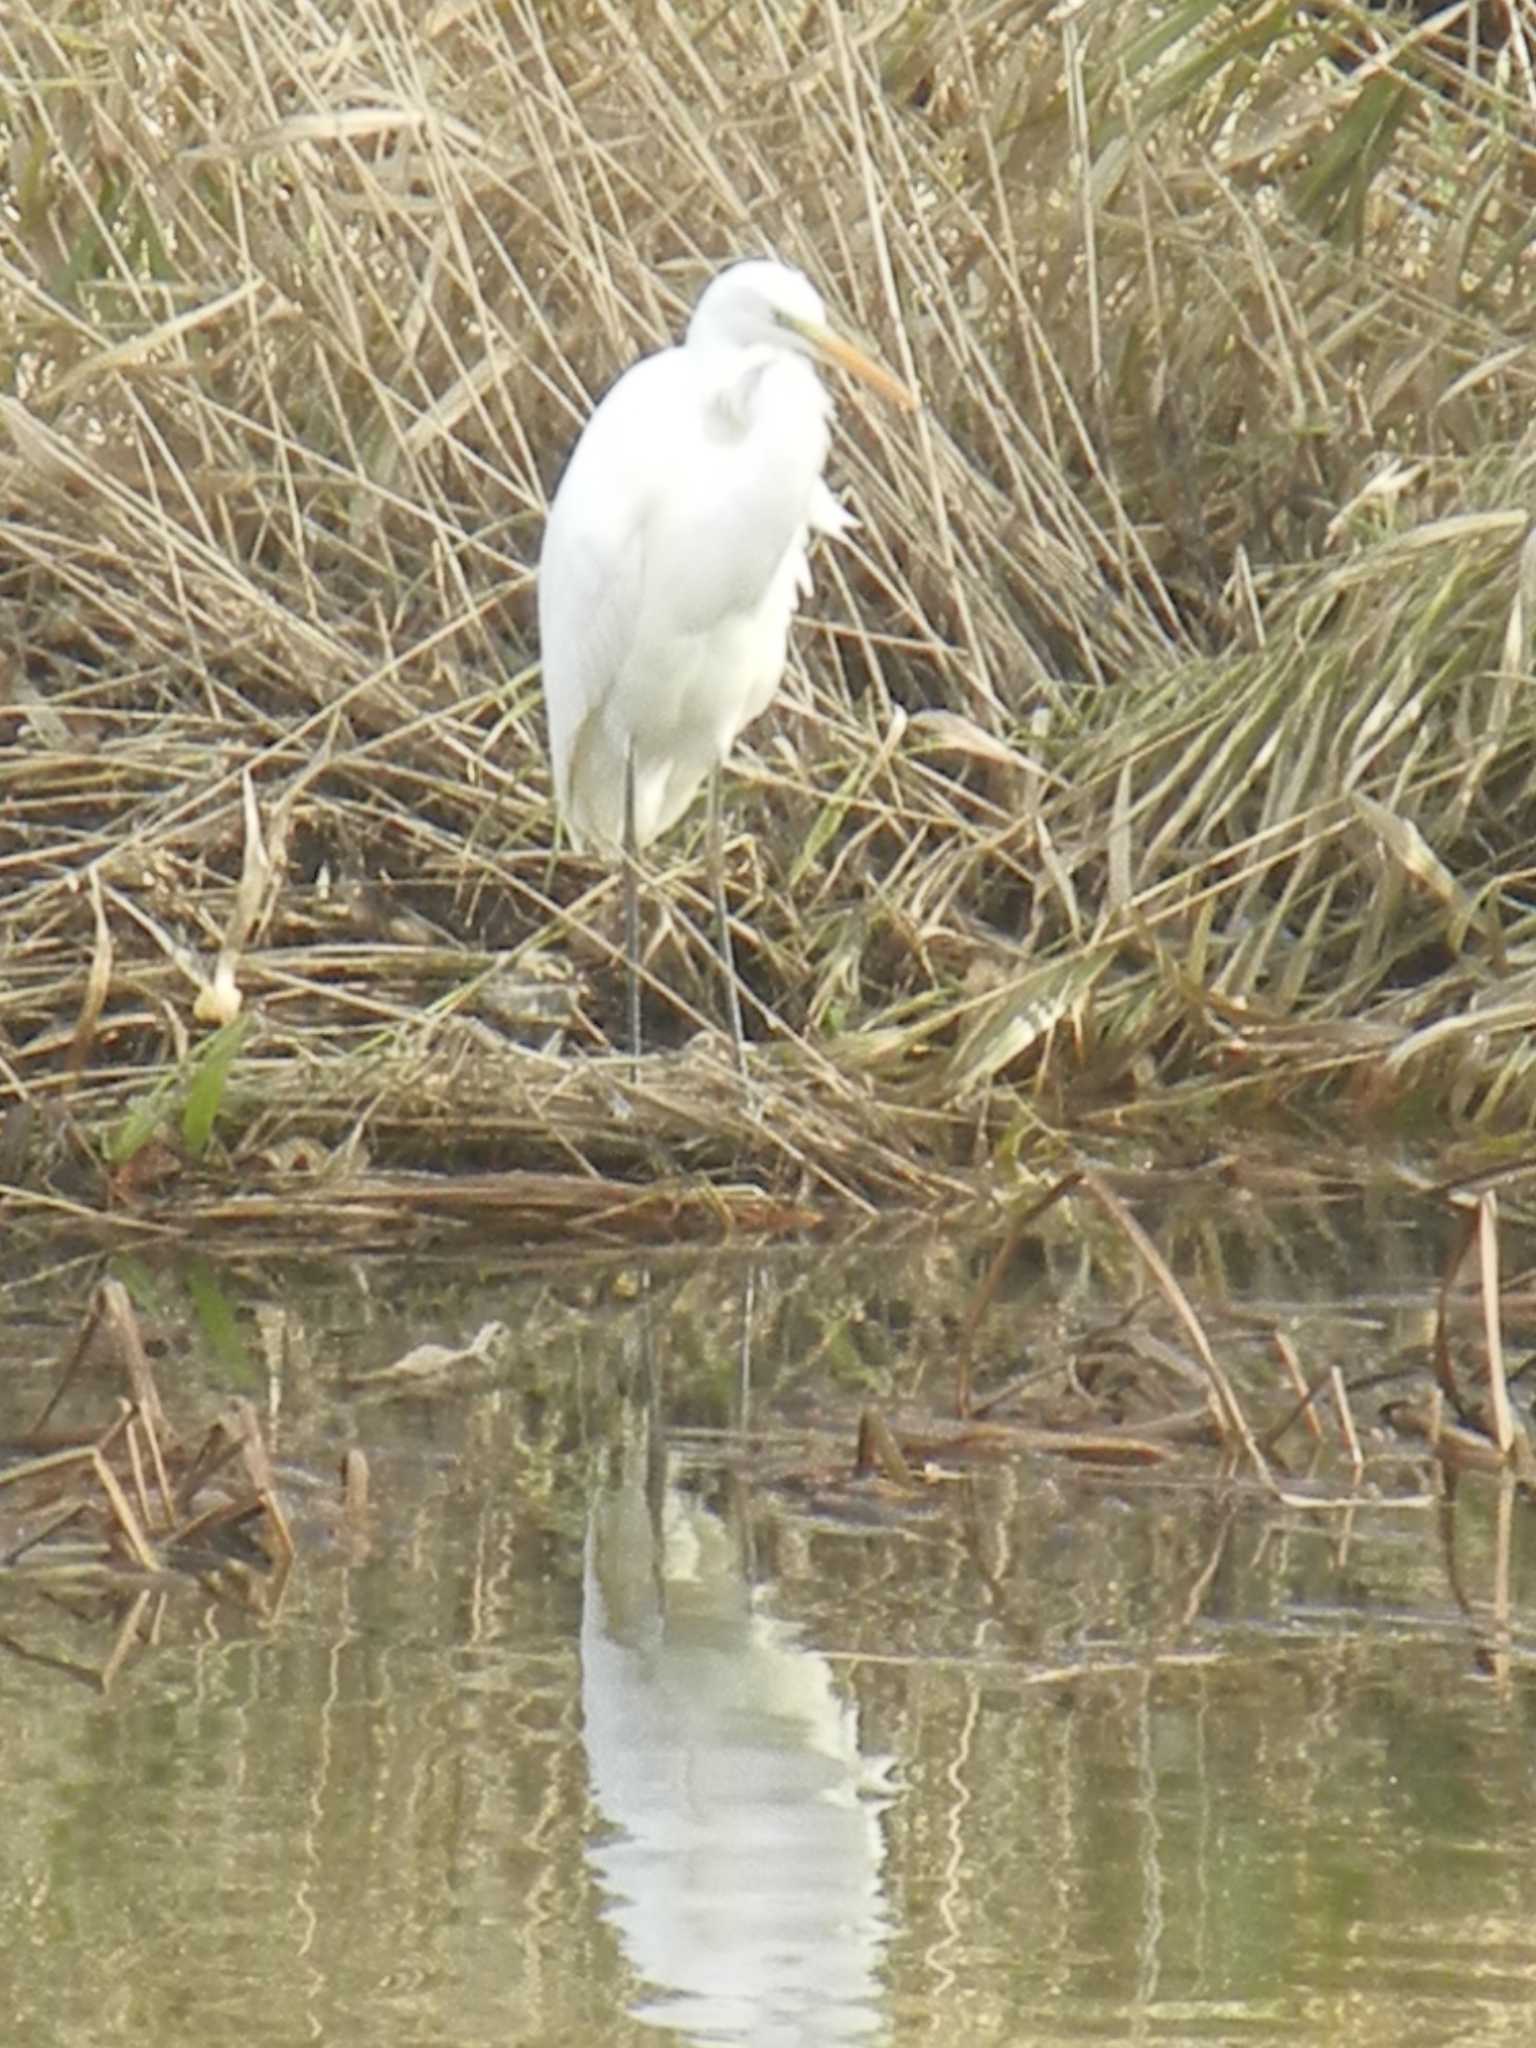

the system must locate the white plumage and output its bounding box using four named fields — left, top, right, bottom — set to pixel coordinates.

left=536, top=257, right=914, bottom=1058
